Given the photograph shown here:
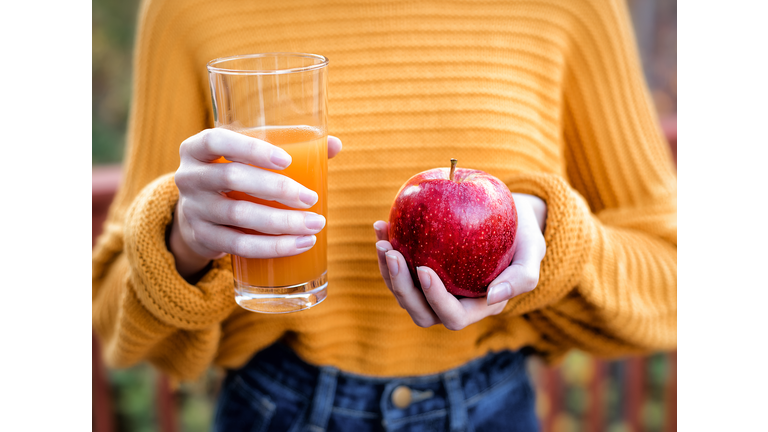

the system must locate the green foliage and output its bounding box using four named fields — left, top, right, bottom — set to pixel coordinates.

left=107, top=365, right=222, bottom=432
left=641, top=400, right=665, bottom=432
left=92, top=0, right=141, bottom=165
left=108, top=364, right=157, bottom=432
left=552, top=351, right=673, bottom=431
left=177, top=369, right=223, bottom=432
left=606, top=422, right=632, bottom=432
